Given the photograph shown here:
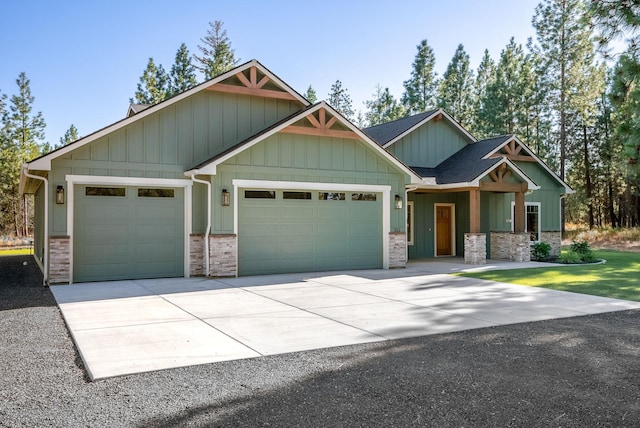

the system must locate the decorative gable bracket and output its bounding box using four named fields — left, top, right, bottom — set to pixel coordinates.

left=488, top=139, right=536, bottom=163
left=280, top=107, right=360, bottom=140
left=207, top=66, right=299, bottom=101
